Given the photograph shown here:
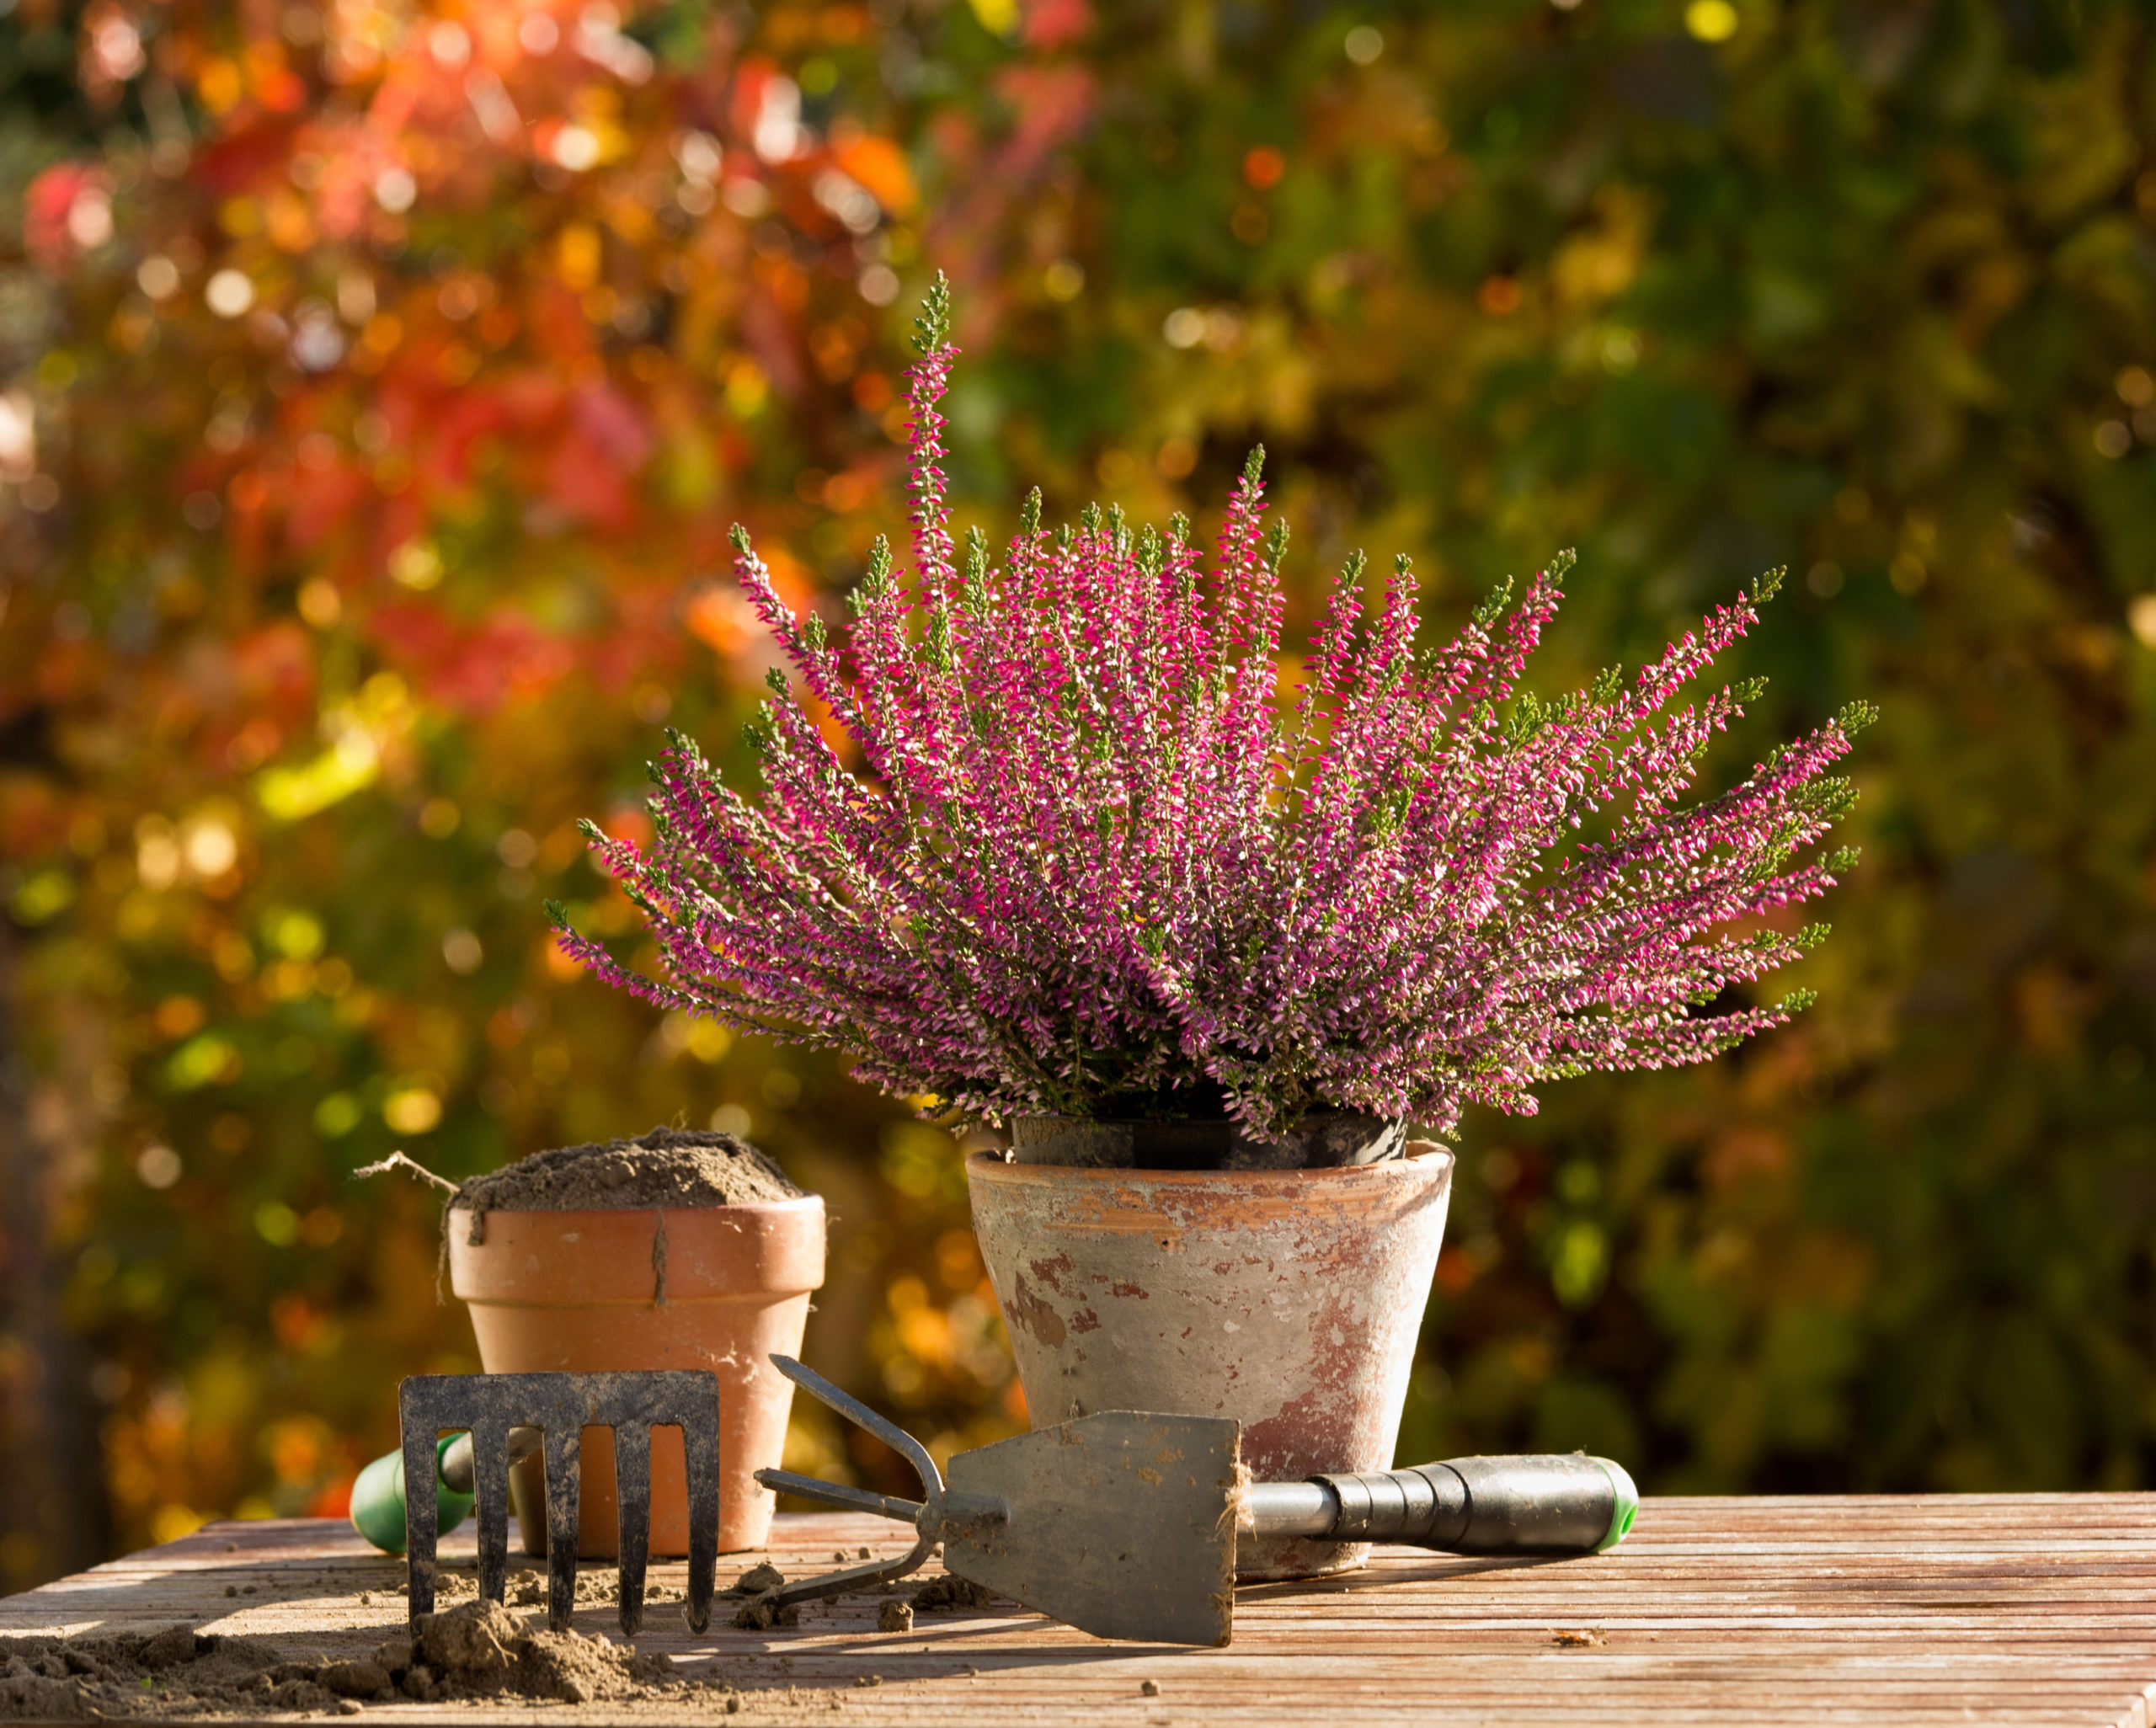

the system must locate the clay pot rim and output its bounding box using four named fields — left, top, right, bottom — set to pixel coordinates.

left=447, top=1194, right=825, bottom=1223
left=968, top=1149, right=1452, bottom=1186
